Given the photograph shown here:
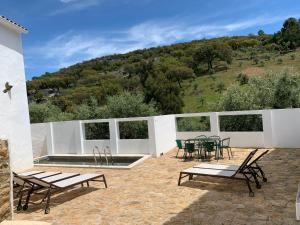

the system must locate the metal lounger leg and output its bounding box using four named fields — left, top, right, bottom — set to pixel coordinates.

left=243, top=174, right=254, bottom=197
left=44, top=187, right=52, bottom=214
left=251, top=170, right=261, bottom=189
left=17, top=190, right=24, bottom=211
left=178, top=172, right=183, bottom=186
left=254, top=163, right=267, bottom=182
left=23, top=187, right=34, bottom=210
left=102, top=175, right=108, bottom=188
